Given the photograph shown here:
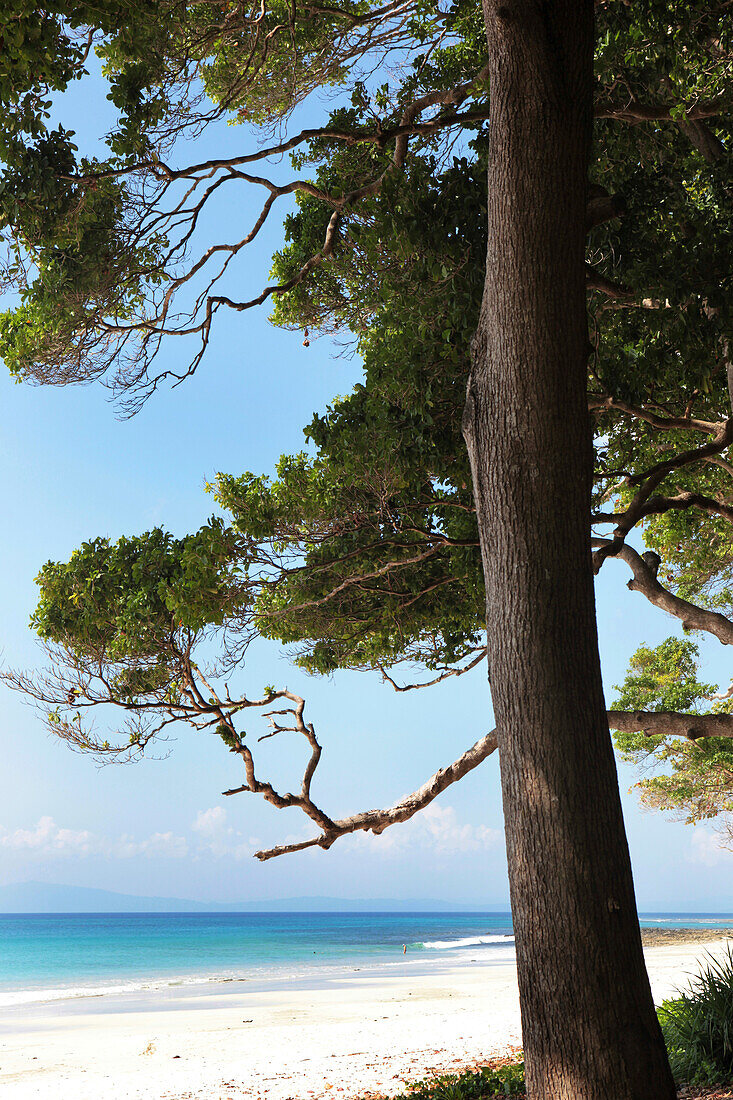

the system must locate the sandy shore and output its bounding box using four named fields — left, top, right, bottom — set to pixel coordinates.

left=1, top=935, right=730, bottom=1100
